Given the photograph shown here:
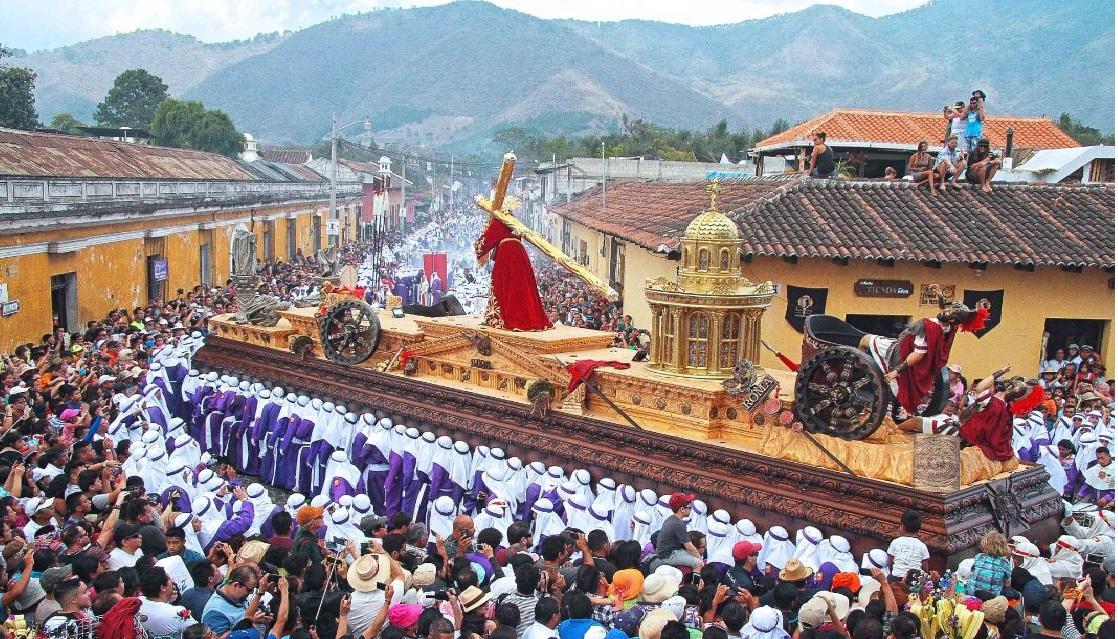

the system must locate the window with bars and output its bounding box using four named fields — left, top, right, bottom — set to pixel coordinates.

left=687, top=312, right=709, bottom=368
left=720, top=314, right=740, bottom=368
